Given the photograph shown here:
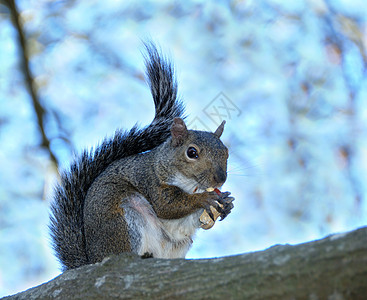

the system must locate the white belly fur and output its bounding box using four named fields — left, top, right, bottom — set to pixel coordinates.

left=122, top=194, right=203, bottom=258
